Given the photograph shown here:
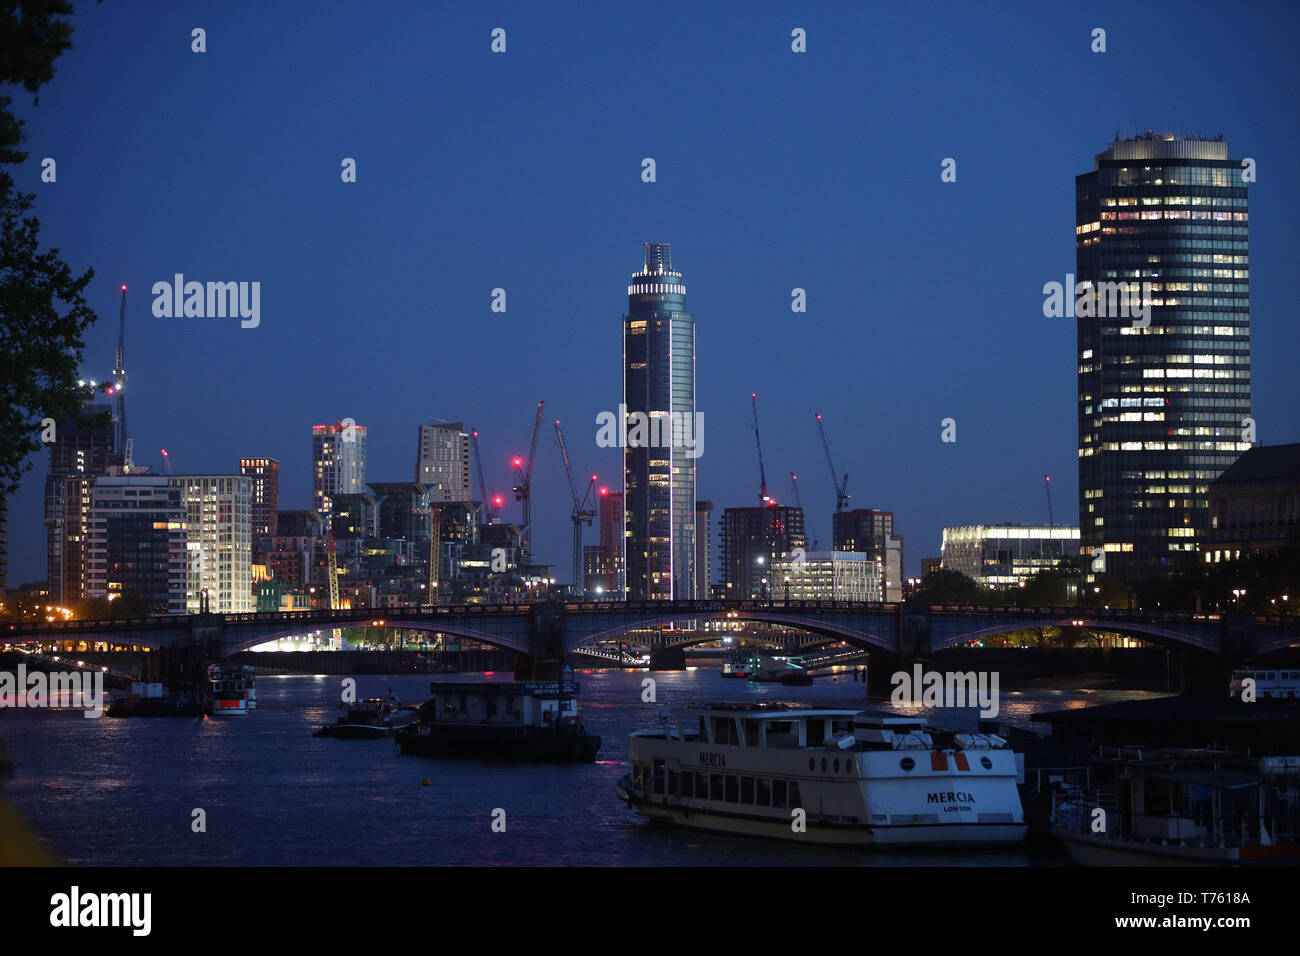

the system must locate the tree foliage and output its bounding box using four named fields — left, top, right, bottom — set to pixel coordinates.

left=0, top=0, right=99, bottom=496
